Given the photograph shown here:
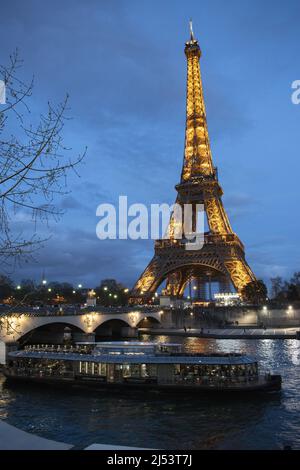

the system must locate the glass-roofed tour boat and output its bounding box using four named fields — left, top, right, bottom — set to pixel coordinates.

left=4, top=341, right=282, bottom=393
